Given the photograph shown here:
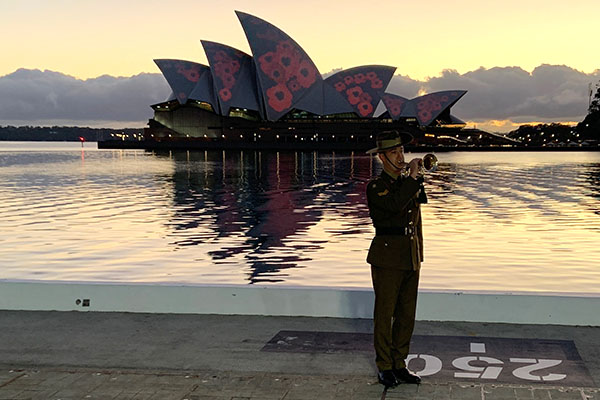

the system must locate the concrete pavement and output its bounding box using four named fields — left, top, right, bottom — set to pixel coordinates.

left=0, top=311, right=598, bottom=399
